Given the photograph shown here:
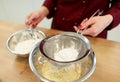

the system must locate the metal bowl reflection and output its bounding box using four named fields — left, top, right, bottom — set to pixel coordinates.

left=29, top=45, right=96, bottom=82
left=6, top=29, right=46, bottom=57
